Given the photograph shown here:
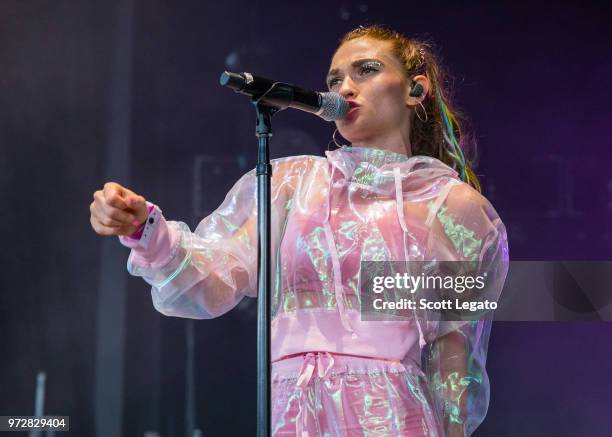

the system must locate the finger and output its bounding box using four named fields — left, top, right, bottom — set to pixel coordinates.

left=92, top=198, right=135, bottom=226
left=98, top=214, right=125, bottom=228
left=103, top=182, right=124, bottom=195
left=103, top=183, right=128, bottom=209
left=90, top=215, right=121, bottom=236
left=106, top=193, right=128, bottom=209
left=98, top=199, right=136, bottom=226
left=126, top=195, right=148, bottom=221
left=126, top=195, right=146, bottom=210
left=91, top=198, right=122, bottom=226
